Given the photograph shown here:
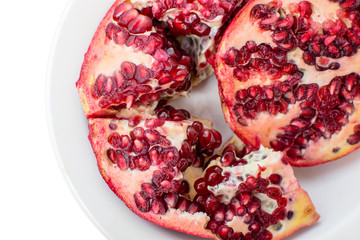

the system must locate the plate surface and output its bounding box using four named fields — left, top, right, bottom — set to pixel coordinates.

left=47, top=0, right=360, bottom=239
